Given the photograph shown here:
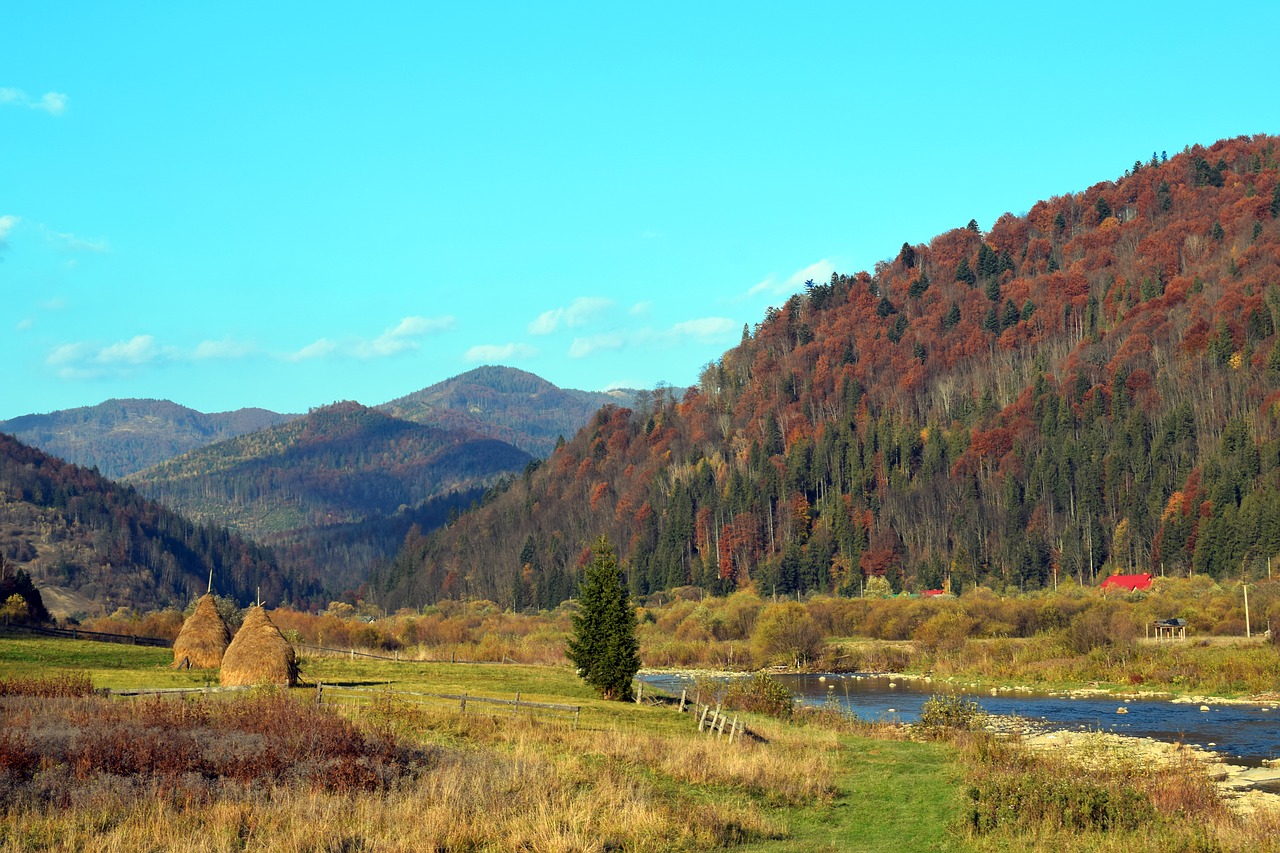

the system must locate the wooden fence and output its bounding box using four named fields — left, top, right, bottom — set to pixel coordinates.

left=3, top=623, right=171, bottom=648
left=314, top=682, right=581, bottom=729
left=631, top=681, right=753, bottom=744
left=96, top=682, right=581, bottom=729
left=296, top=643, right=522, bottom=665
left=103, top=685, right=253, bottom=697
